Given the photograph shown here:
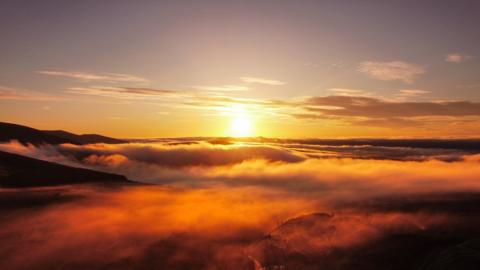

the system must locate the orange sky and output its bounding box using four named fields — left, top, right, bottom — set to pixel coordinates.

left=1, top=1, right=480, bottom=138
